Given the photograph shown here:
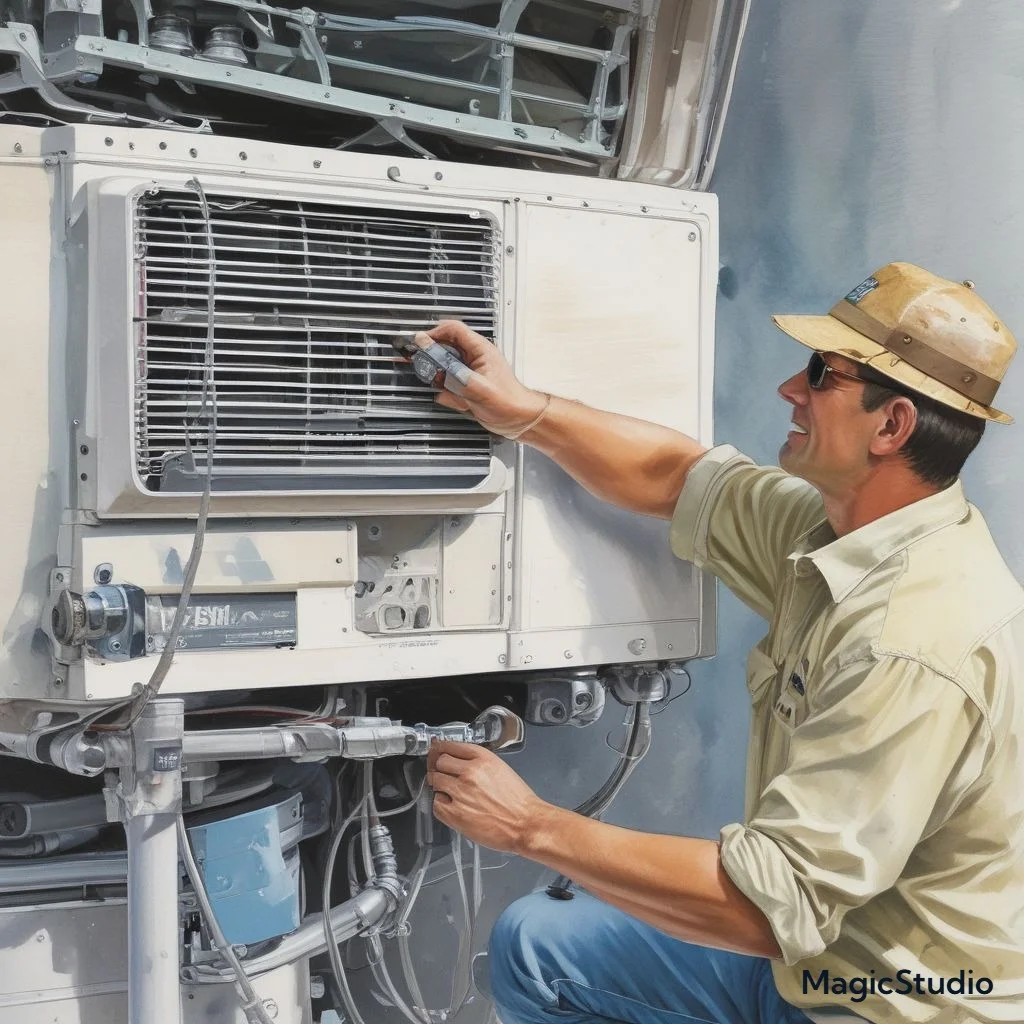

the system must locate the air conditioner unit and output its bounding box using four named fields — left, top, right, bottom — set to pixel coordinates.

left=1, top=123, right=717, bottom=704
